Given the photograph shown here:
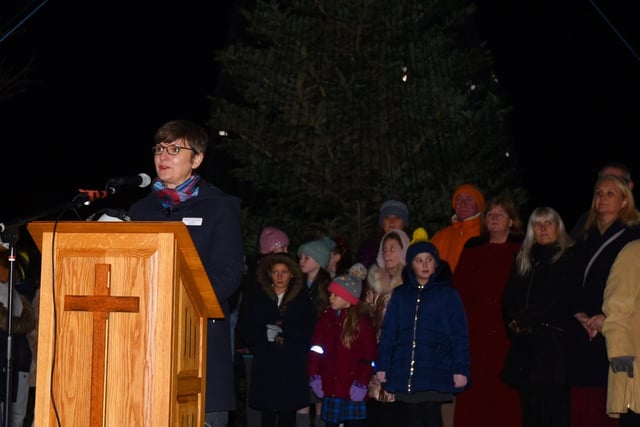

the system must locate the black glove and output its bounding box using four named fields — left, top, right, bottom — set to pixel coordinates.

left=610, top=356, right=634, bottom=378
